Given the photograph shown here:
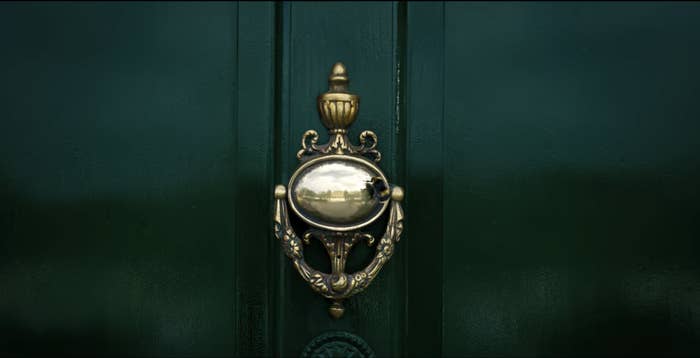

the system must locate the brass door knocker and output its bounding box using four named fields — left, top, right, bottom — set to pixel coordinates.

left=273, top=62, right=404, bottom=319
